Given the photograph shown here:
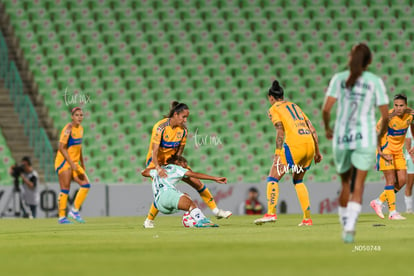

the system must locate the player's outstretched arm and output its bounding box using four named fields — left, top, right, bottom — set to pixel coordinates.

left=184, top=171, right=227, bottom=184
left=152, top=142, right=167, bottom=178
left=141, top=168, right=152, bottom=178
